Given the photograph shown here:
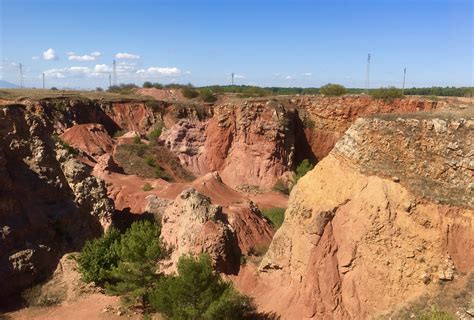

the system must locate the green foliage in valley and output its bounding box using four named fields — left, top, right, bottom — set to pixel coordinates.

left=150, top=253, right=256, bottom=319
left=261, top=208, right=285, bottom=229
left=77, top=227, right=121, bottom=285
left=294, top=159, right=314, bottom=183
left=106, top=221, right=163, bottom=308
